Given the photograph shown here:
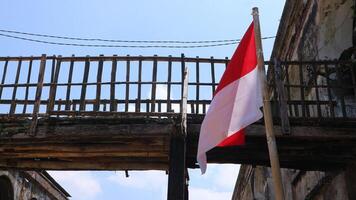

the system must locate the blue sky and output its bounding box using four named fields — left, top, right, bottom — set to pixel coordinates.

left=0, top=0, right=285, bottom=199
